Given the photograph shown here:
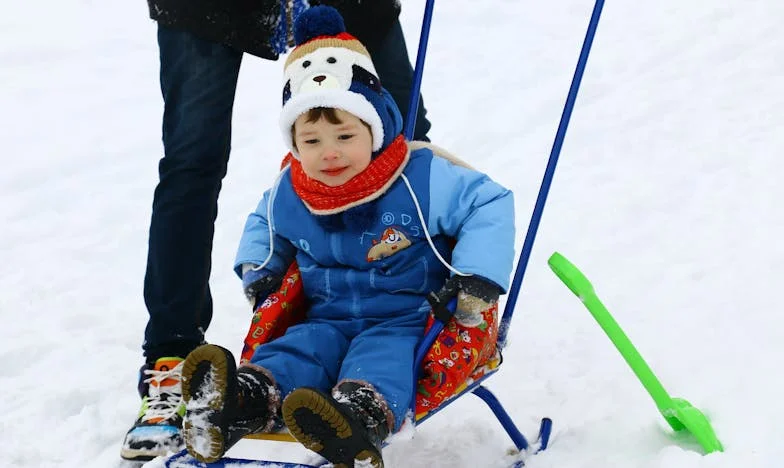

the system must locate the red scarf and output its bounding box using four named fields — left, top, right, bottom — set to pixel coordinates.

left=287, top=135, right=409, bottom=215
